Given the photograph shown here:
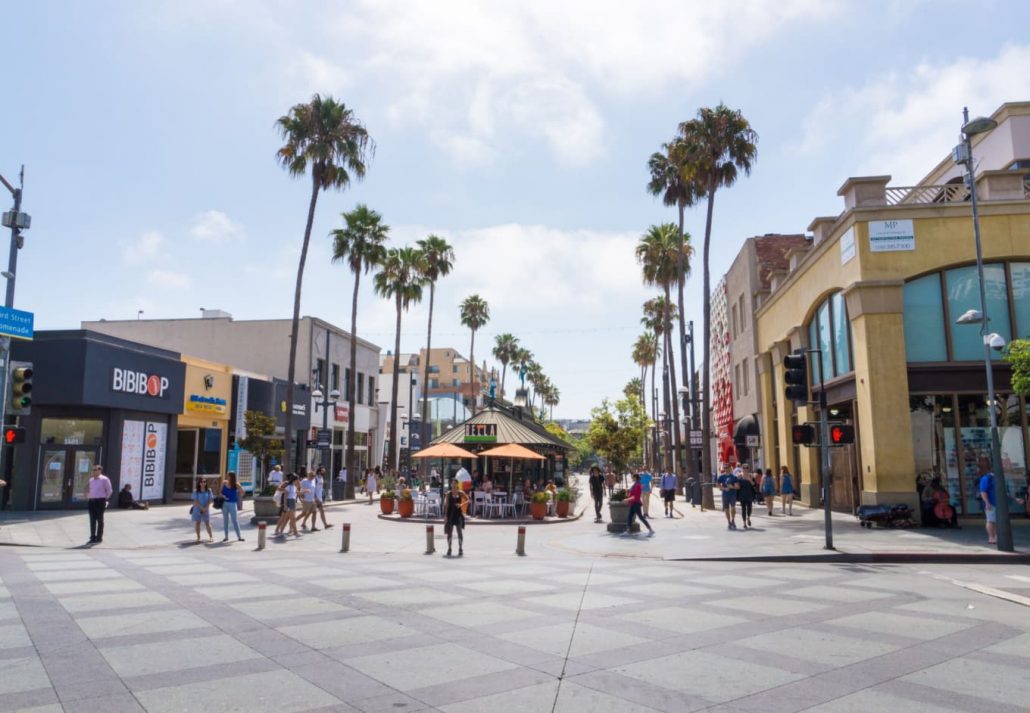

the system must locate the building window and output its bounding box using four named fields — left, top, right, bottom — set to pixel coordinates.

left=806, top=291, right=854, bottom=382
left=368, top=376, right=375, bottom=406
left=357, top=372, right=364, bottom=404
left=831, top=293, right=851, bottom=374
left=330, top=363, right=340, bottom=391
left=738, top=294, right=746, bottom=332
left=315, top=359, right=326, bottom=389
left=452, top=365, right=459, bottom=373
left=429, top=365, right=439, bottom=373
left=452, top=378, right=459, bottom=387
left=946, top=264, right=1011, bottom=361
left=903, top=274, right=947, bottom=362
left=1010, top=262, right=1030, bottom=339
left=733, top=364, right=740, bottom=399
left=742, top=358, right=750, bottom=396
left=430, top=378, right=439, bottom=389
left=344, top=368, right=351, bottom=400
left=731, top=304, right=739, bottom=338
